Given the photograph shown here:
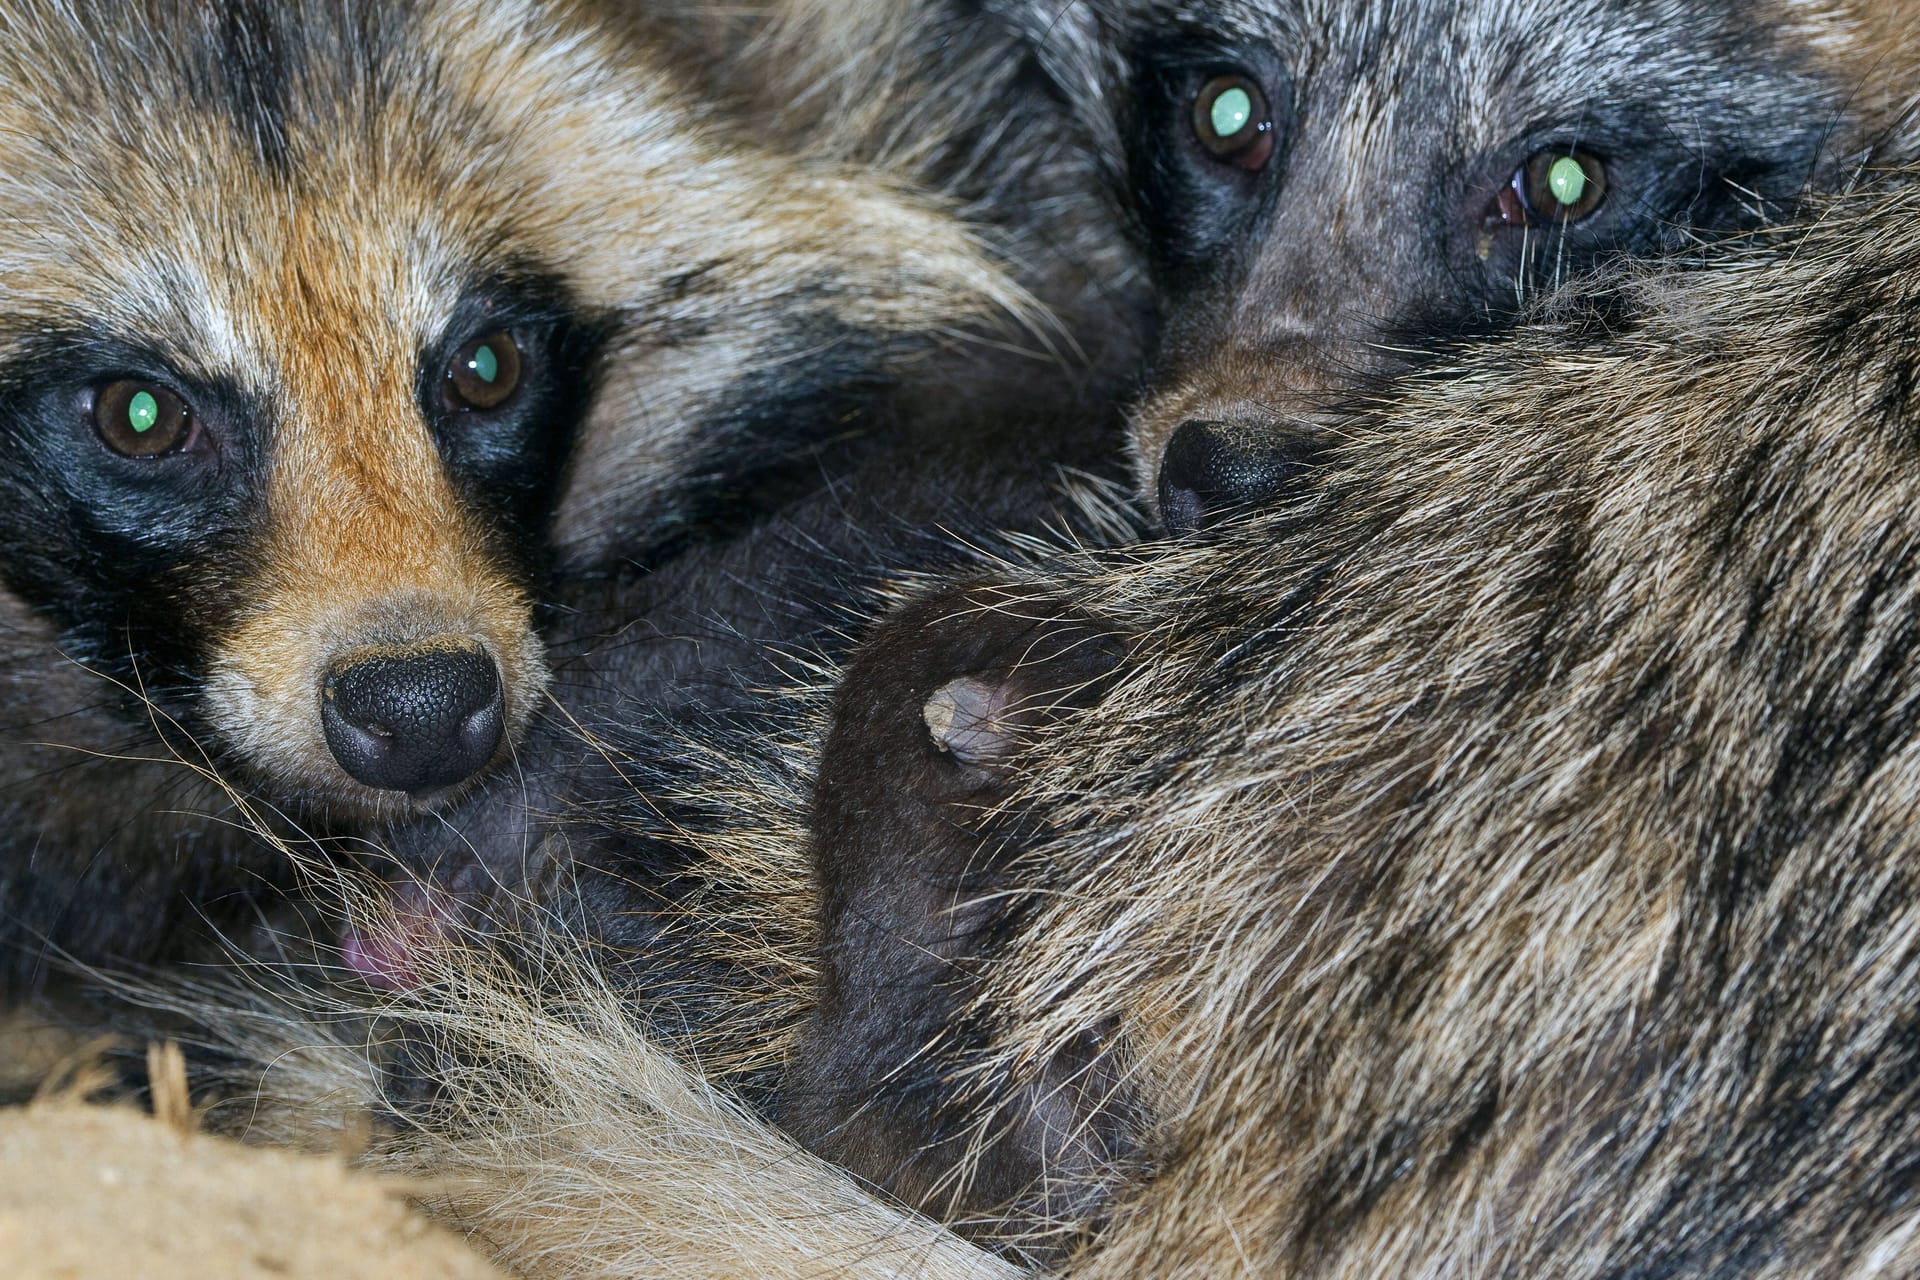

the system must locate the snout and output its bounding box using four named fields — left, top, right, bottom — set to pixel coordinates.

left=320, top=640, right=505, bottom=795
left=205, top=585, right=545, bottom=815
left=1130, top=346, right=1349, bottom=532
left=1158, top=419, right=1322, bottom=534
